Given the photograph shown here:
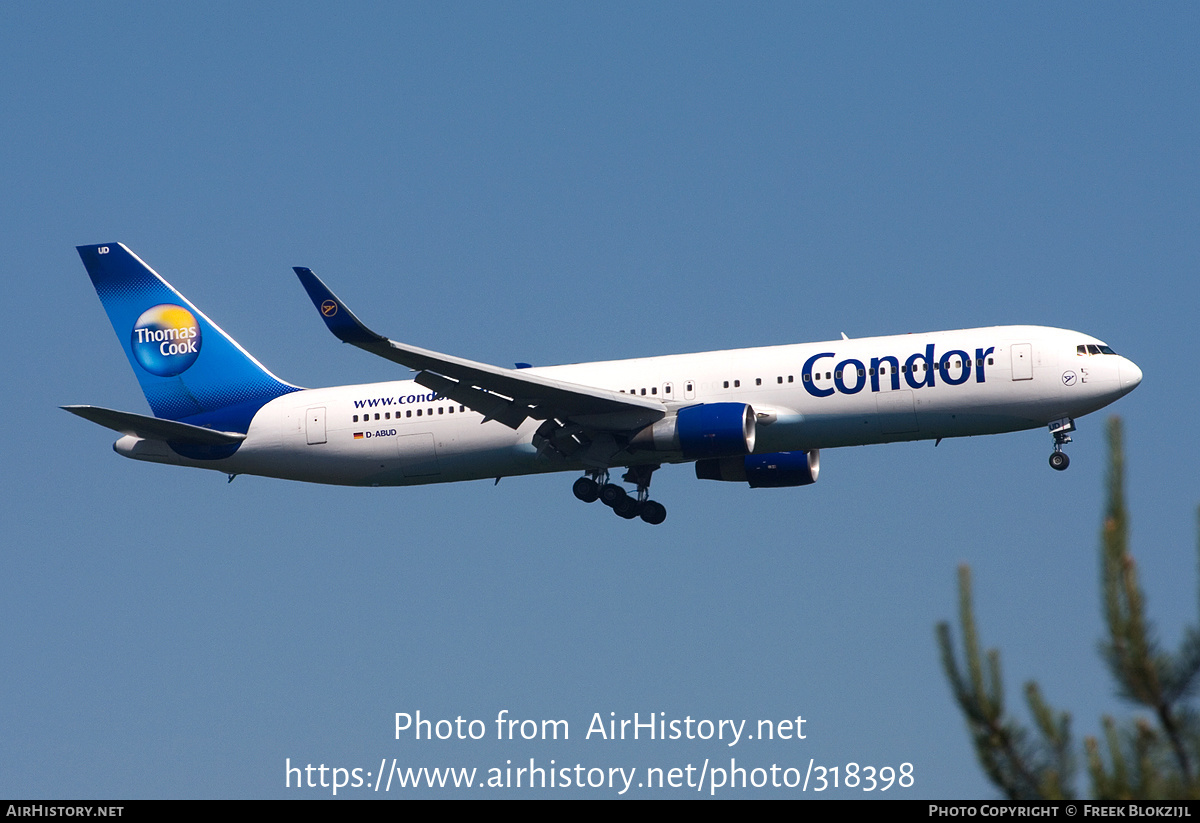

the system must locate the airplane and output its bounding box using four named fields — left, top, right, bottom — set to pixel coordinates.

left=65, top=243, right=1143, bottom=525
